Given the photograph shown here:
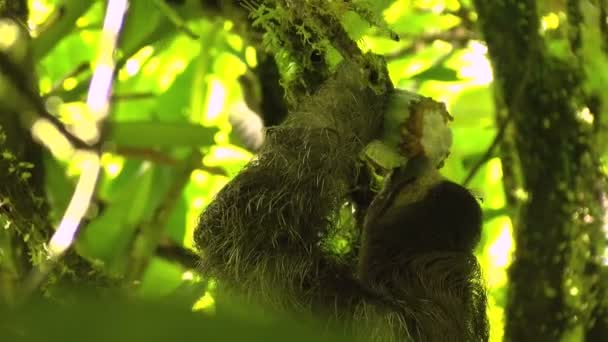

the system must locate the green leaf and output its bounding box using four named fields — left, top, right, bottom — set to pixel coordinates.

left=97, top=159, right=145, bottom=202
left=32, top=1, right=95, bottom=61
left=43, top=156, right=74, bottom=222
left=77, top=164, right=154, bottom=272
left=119, top=0, right=165, bottom=56
left=138, top=257, right=184, bottom=298
left=107, top=121, right=217, bottom=148
left=451, top=127, right=495, bottom=156
left=450, top=86, right=494, bottom=128
left=410, top=65, right=460, bottom=82
left=152, top=58, right=199, bottom=121
left=165, top=195, right=187, bottom=245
